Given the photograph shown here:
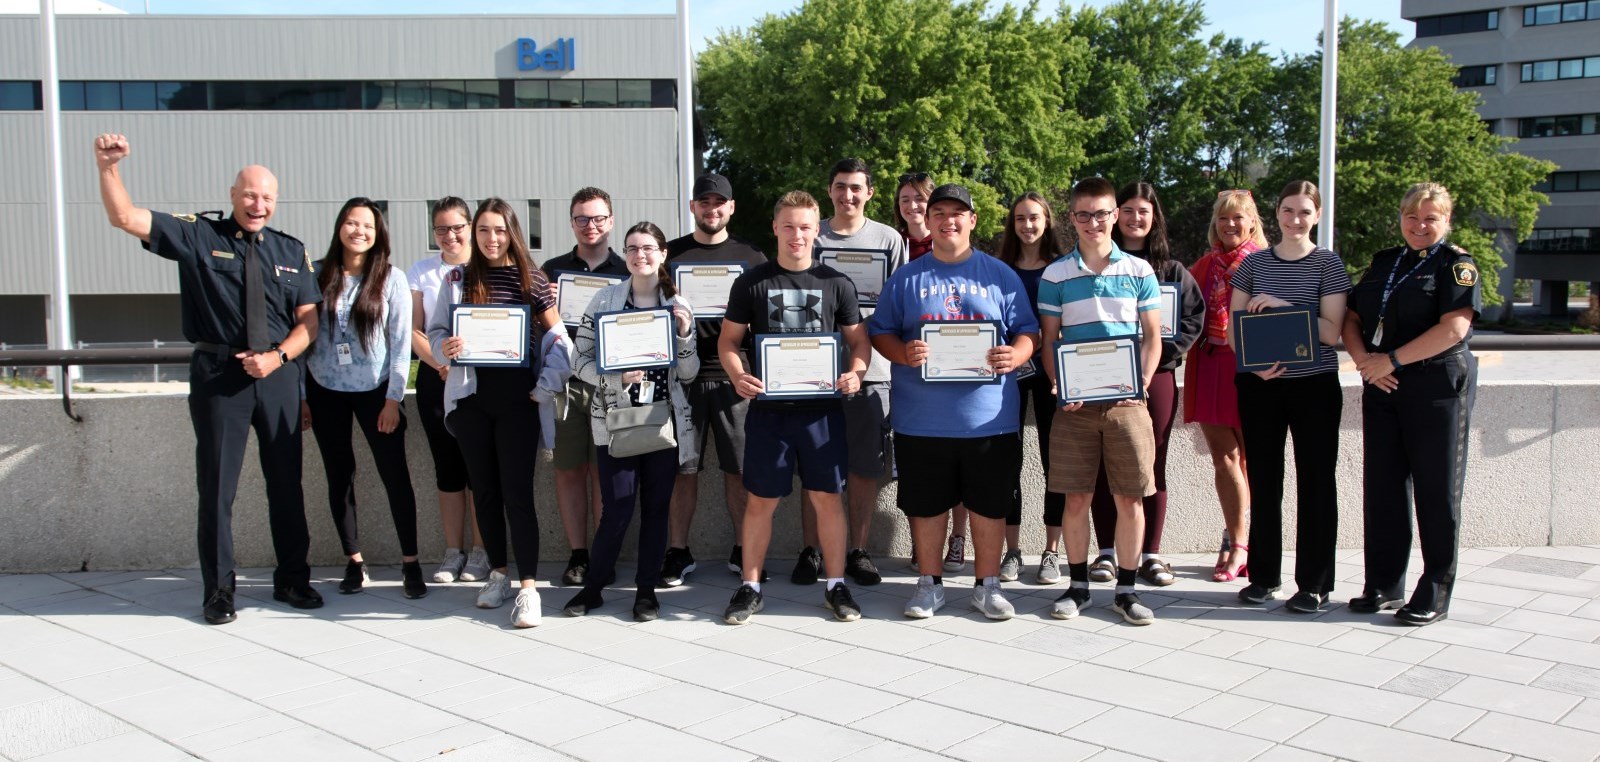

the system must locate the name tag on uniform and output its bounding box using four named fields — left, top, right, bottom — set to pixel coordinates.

left=335, top=343, right=353, bottom=366
left=210, top=250, right=235, bottom=260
